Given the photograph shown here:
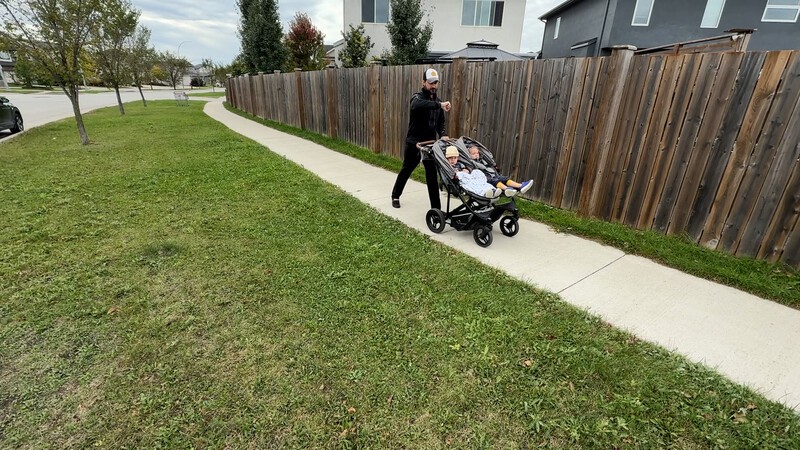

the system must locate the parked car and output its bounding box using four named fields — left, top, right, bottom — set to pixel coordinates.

left=0, top=96, right=23, bottom=133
